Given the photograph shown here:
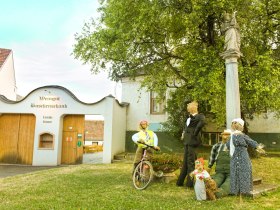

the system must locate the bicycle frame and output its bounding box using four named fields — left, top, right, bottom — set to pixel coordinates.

left=132, top=144, right=155, bottom=190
